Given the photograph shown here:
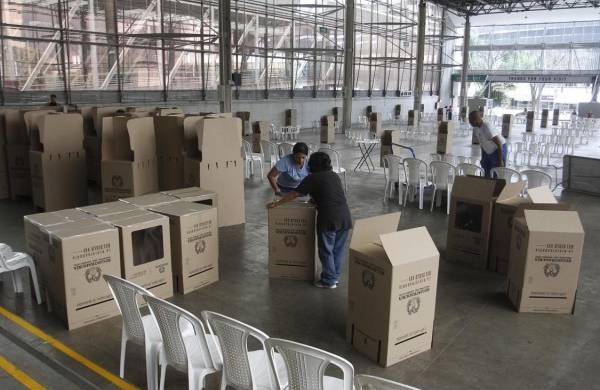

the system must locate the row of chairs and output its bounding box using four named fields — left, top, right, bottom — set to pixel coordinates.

left=271, top=126, right=300, bottom=141
left=104, top=274, right=419, bottom=390
left=383, top=155, right=552, bottom=213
